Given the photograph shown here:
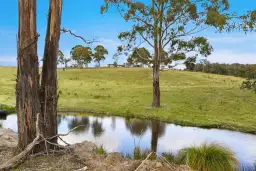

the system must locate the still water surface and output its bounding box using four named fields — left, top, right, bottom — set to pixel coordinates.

left=1, top=114, right=256, bottom=168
